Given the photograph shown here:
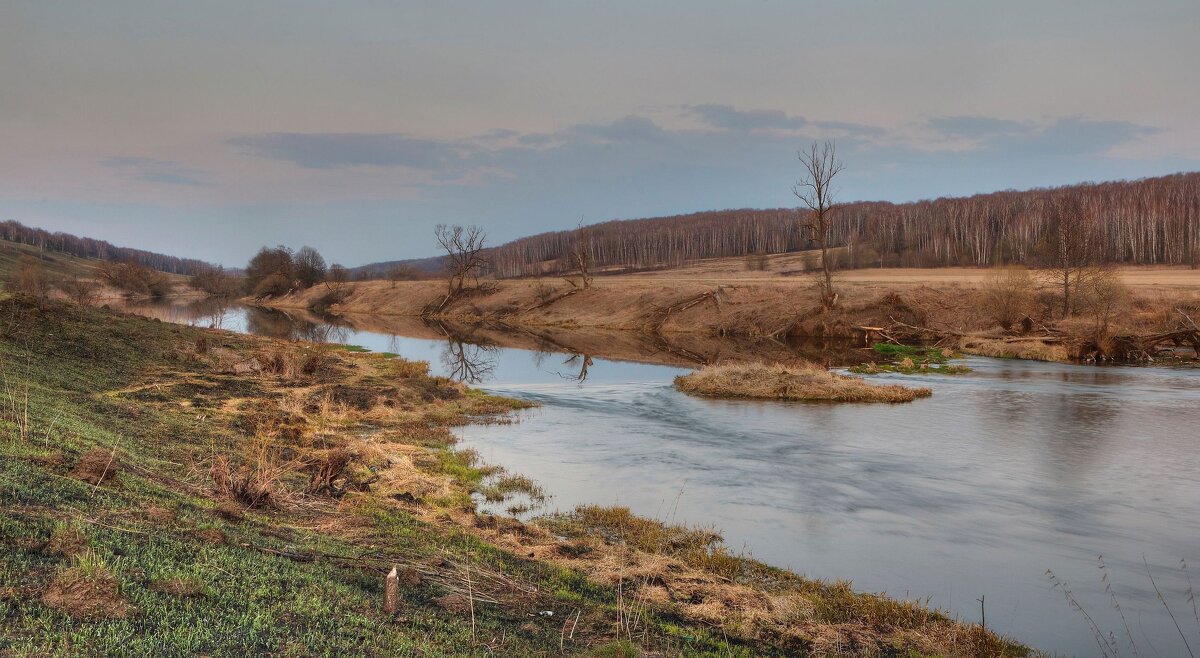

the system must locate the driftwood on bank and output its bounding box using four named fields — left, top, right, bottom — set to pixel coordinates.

left=643, top=288, right=724, bottom=334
